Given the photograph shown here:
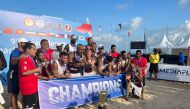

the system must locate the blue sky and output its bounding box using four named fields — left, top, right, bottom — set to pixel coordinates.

left=0, top=0, right=190, bottom=51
